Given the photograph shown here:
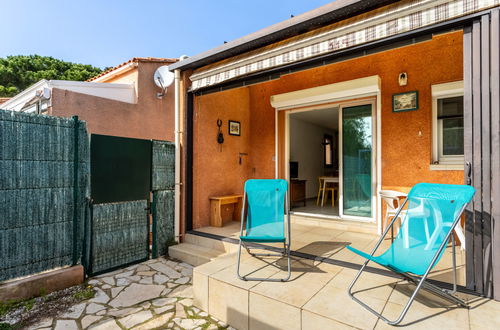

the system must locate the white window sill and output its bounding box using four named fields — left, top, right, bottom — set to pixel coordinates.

left=430, top=163, right=464, bottom=171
